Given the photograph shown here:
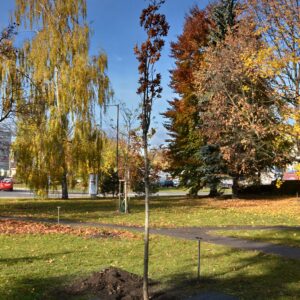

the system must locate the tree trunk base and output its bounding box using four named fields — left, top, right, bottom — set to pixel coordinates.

left=61, top=173, right=69, bottom=200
